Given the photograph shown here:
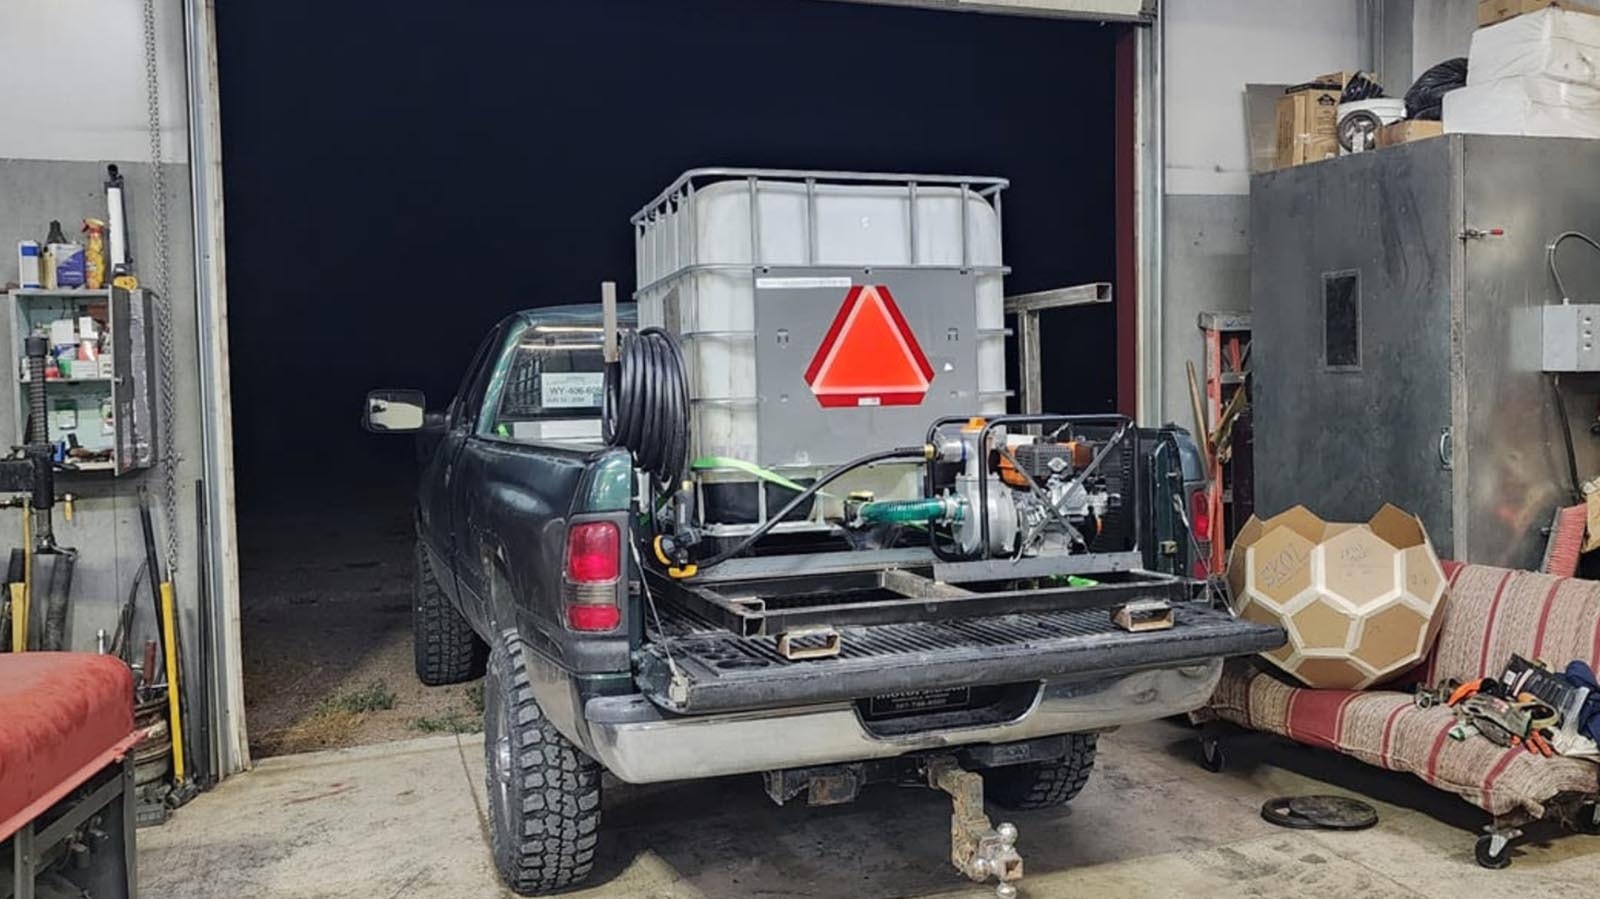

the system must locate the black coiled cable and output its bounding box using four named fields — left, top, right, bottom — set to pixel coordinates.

left=603, top=326, right=690, bottom=489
